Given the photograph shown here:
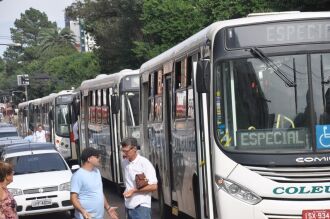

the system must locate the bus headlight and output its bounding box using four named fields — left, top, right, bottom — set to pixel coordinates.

left=215, top=175, right=262, bottom=205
